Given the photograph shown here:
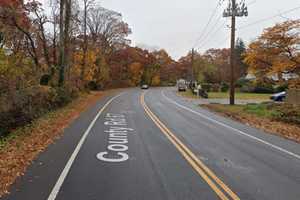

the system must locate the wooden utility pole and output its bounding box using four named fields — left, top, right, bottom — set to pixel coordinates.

left=223, top=0, right=248, bottom=105
left=229, top=0, right=236, bottom=105
left=191, top=48, right=195, bottom=82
